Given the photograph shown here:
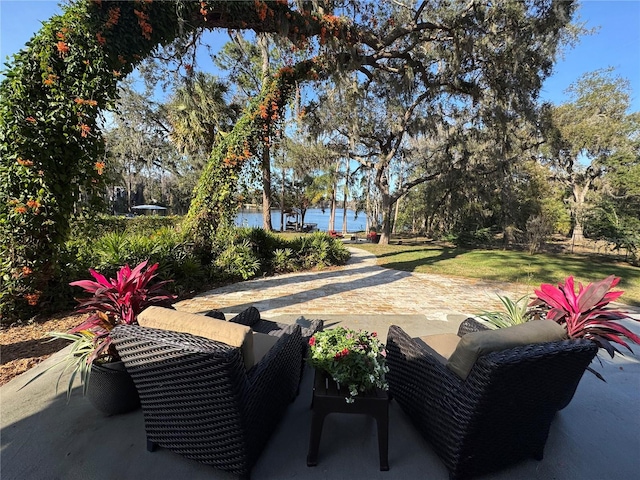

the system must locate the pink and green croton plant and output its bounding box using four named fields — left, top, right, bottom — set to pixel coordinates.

left=34, top=261, right=176, bottom=399
left=68, top=260, right=176, bottom=363
left=530, top=275, right=640, bottom=358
